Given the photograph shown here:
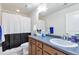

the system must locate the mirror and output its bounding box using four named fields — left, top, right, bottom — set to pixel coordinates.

left=66, top=10, right=79, bottom=34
